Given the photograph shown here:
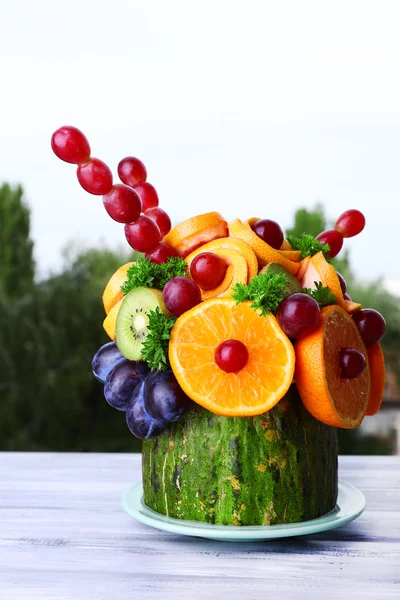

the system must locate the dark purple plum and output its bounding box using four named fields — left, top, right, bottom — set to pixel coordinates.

left=126, top=380, right=166, bottom=439
left=144, top=369, right=191, bottom=423
left=92, top=342, right=124, bottom=383
left=104, top=360, right=150, bottom=411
